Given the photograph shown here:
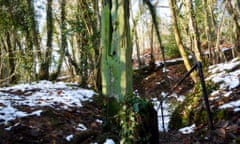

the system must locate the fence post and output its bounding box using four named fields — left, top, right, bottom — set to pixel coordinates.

left=158, top=61, right=214, bottom=134
left=196, top=62, right=214, bottom=131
